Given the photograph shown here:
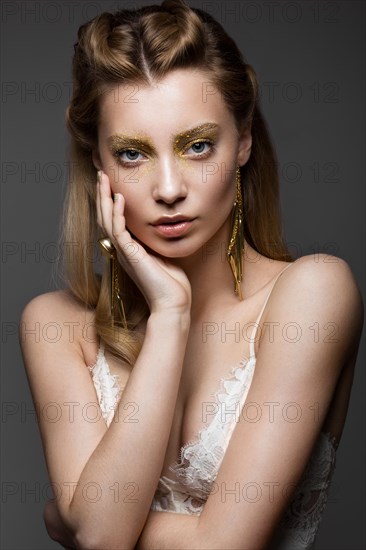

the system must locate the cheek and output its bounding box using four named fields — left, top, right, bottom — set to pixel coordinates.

left=124, top=205, right=142, bottom=230
left=202, top=171, right=237, bottom=214
left=104, top=158, right=154, bottom=198
left=121, top=193, right=144, bottom=226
